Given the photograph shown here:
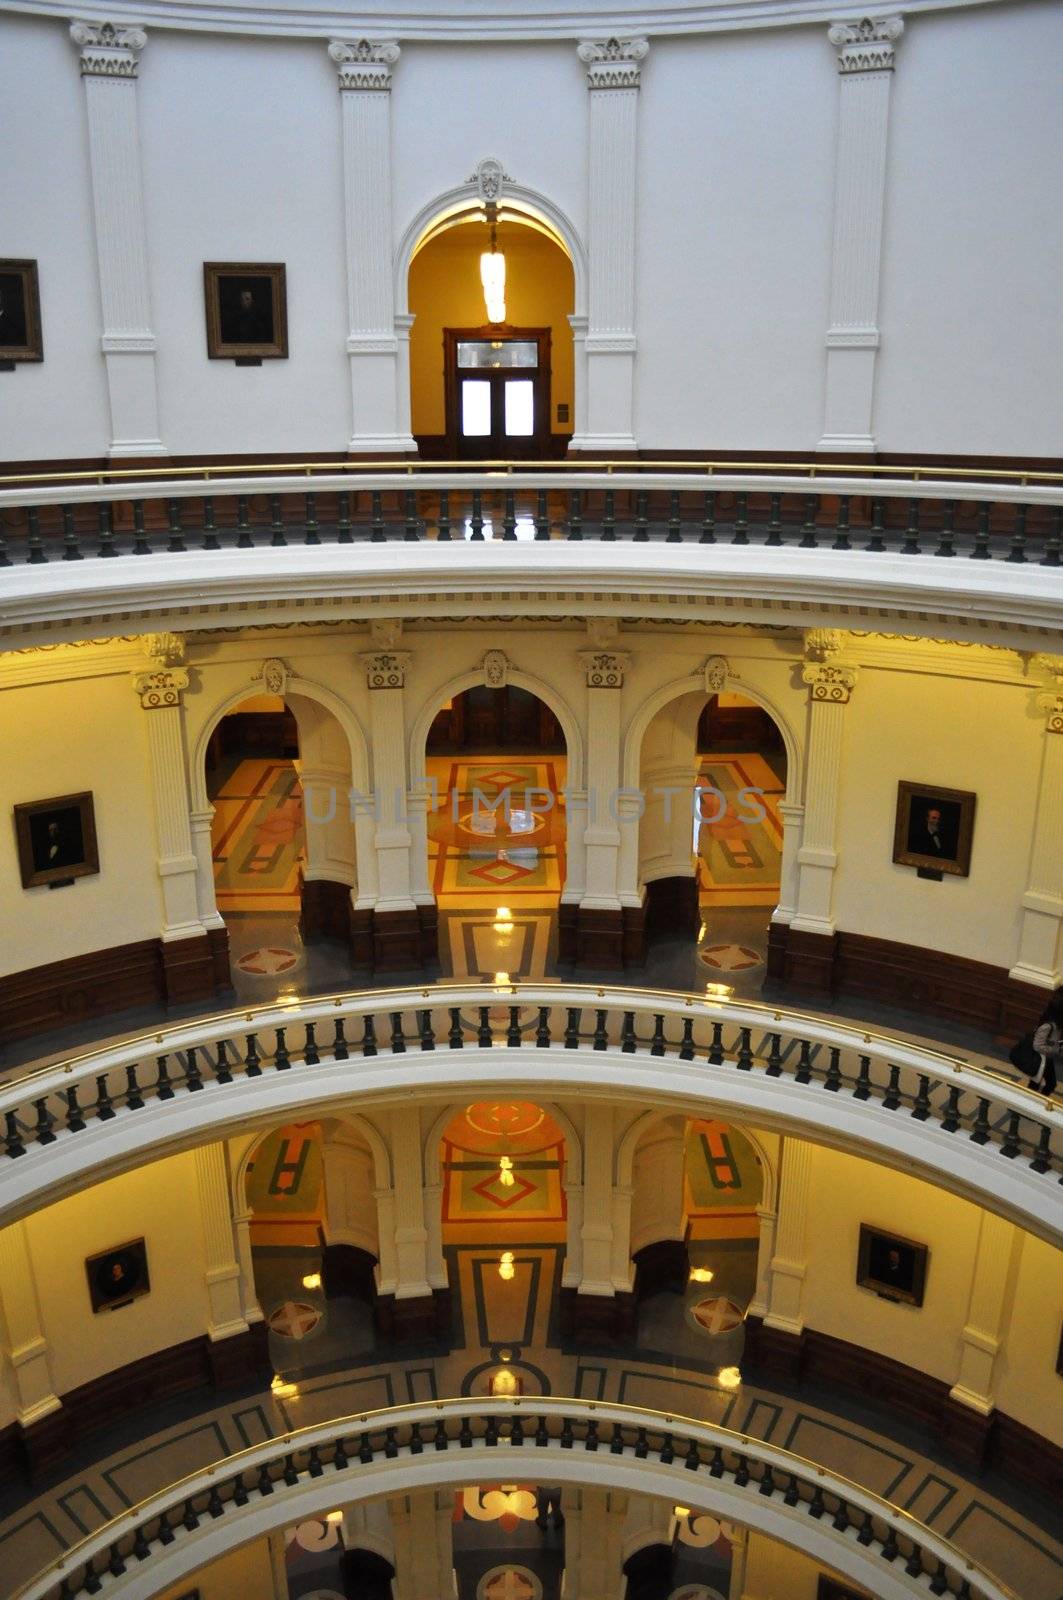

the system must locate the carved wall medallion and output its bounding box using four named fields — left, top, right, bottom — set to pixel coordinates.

left=482, top=649, right=509, bottom=688
left=471, top=157, right=510, bottom=203
left=703, top=655, right=728, bottom=694
left=258, top=657, right=289, bottom=697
